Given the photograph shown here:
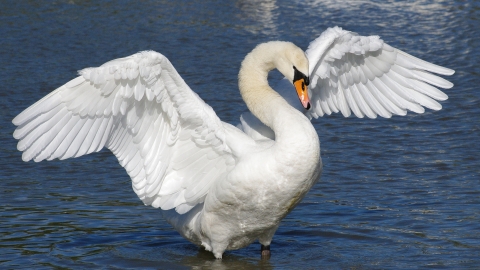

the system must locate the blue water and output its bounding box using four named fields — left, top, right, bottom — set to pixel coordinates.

left=1, top=0, right=479, bottom=269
